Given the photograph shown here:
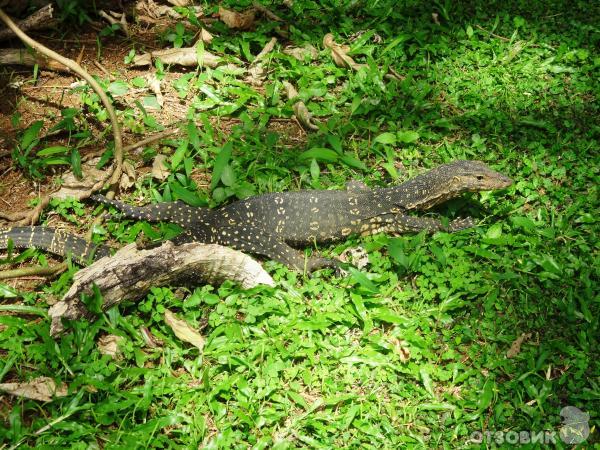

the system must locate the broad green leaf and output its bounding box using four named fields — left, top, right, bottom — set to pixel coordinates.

left=0, top=284, right=17, bottom=298
left=372, top=308, right=412, bottom=326
left=418, top=403, right=456, bottom=411
left=298, top=148, right=339, bottom=163
left=397, top=130, right=420, bottom=143
left=535, top=254, right=562, bottom=275
left=131, top=76, right=146, bottom=88
left=478, top=380, right=495, bottom=411
left=348, top=267, right=379, bottom=293
left=463, top=246, right=500, bottom=259
left=70, top=148, right=82, bottom=178
left=170, top=183, right=204, bottom=207
left=510, top=216, right=536, bottom=231
left=381, top=162, right=398, bottom=180
left=310, top=158, right=320, bottom=181
left=36, top=146, right=69, bottom=156
left=486, top=223, right=503, bottom=239
left=387, top=239, right=408, bottom=269
left=171, top=139, right=189, bottom=169
left=41, top=157, right=70, bottom=165
left=142, top=95, right=161, bottom=110
left=108, top=80, right=129, bottom=97
left=220, top=164, right=236, bottom=187
left=210, top=142, right=233, bottom=190
left=350, top=293, right=368, bottom=325
left=187, top=121, right=201, bottom=149
left=374, top=132, right=396, bottom=145
left=340, top=154, right=367, bottom=171
left=21, top=120, right=43, bottom=150
left=420, top=369, right=435, bottom=397
left=327, top=134, right=343, bottom=153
